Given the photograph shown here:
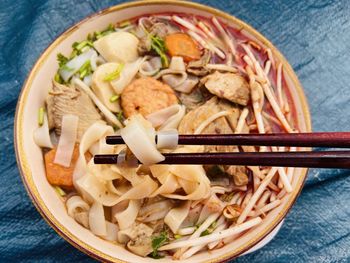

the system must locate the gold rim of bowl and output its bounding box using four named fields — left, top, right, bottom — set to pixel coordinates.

left=14, top=0, right=312, bottom=262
